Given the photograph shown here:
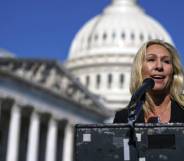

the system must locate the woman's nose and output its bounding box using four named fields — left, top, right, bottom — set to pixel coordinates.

left=155, top=60, right=163, bottom=70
